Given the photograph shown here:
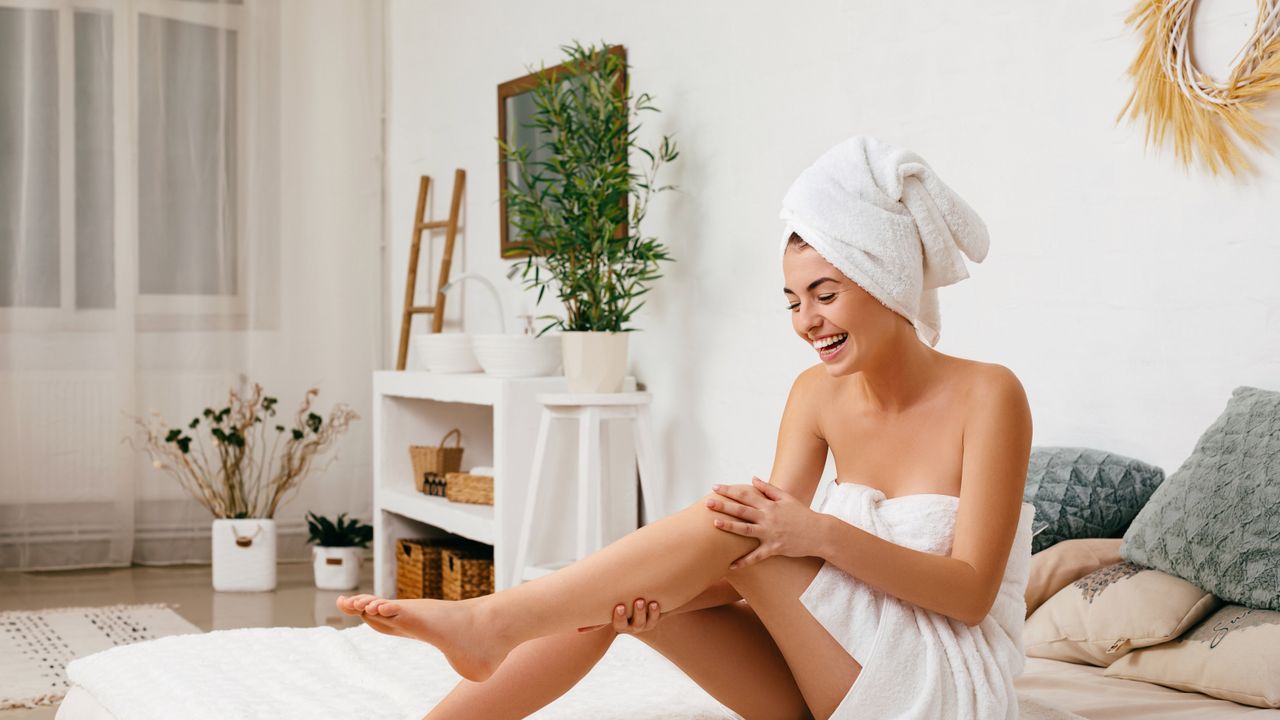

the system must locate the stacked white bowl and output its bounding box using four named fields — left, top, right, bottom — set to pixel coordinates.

left=412, top=333, right=481, bottom=373
left=470, top=333, right=562, bottom=377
